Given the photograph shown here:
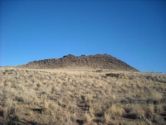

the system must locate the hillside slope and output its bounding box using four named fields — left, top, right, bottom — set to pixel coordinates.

left=22, top=54, right=138, bottom=71
left=0, top=68, right=166, bottom=125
